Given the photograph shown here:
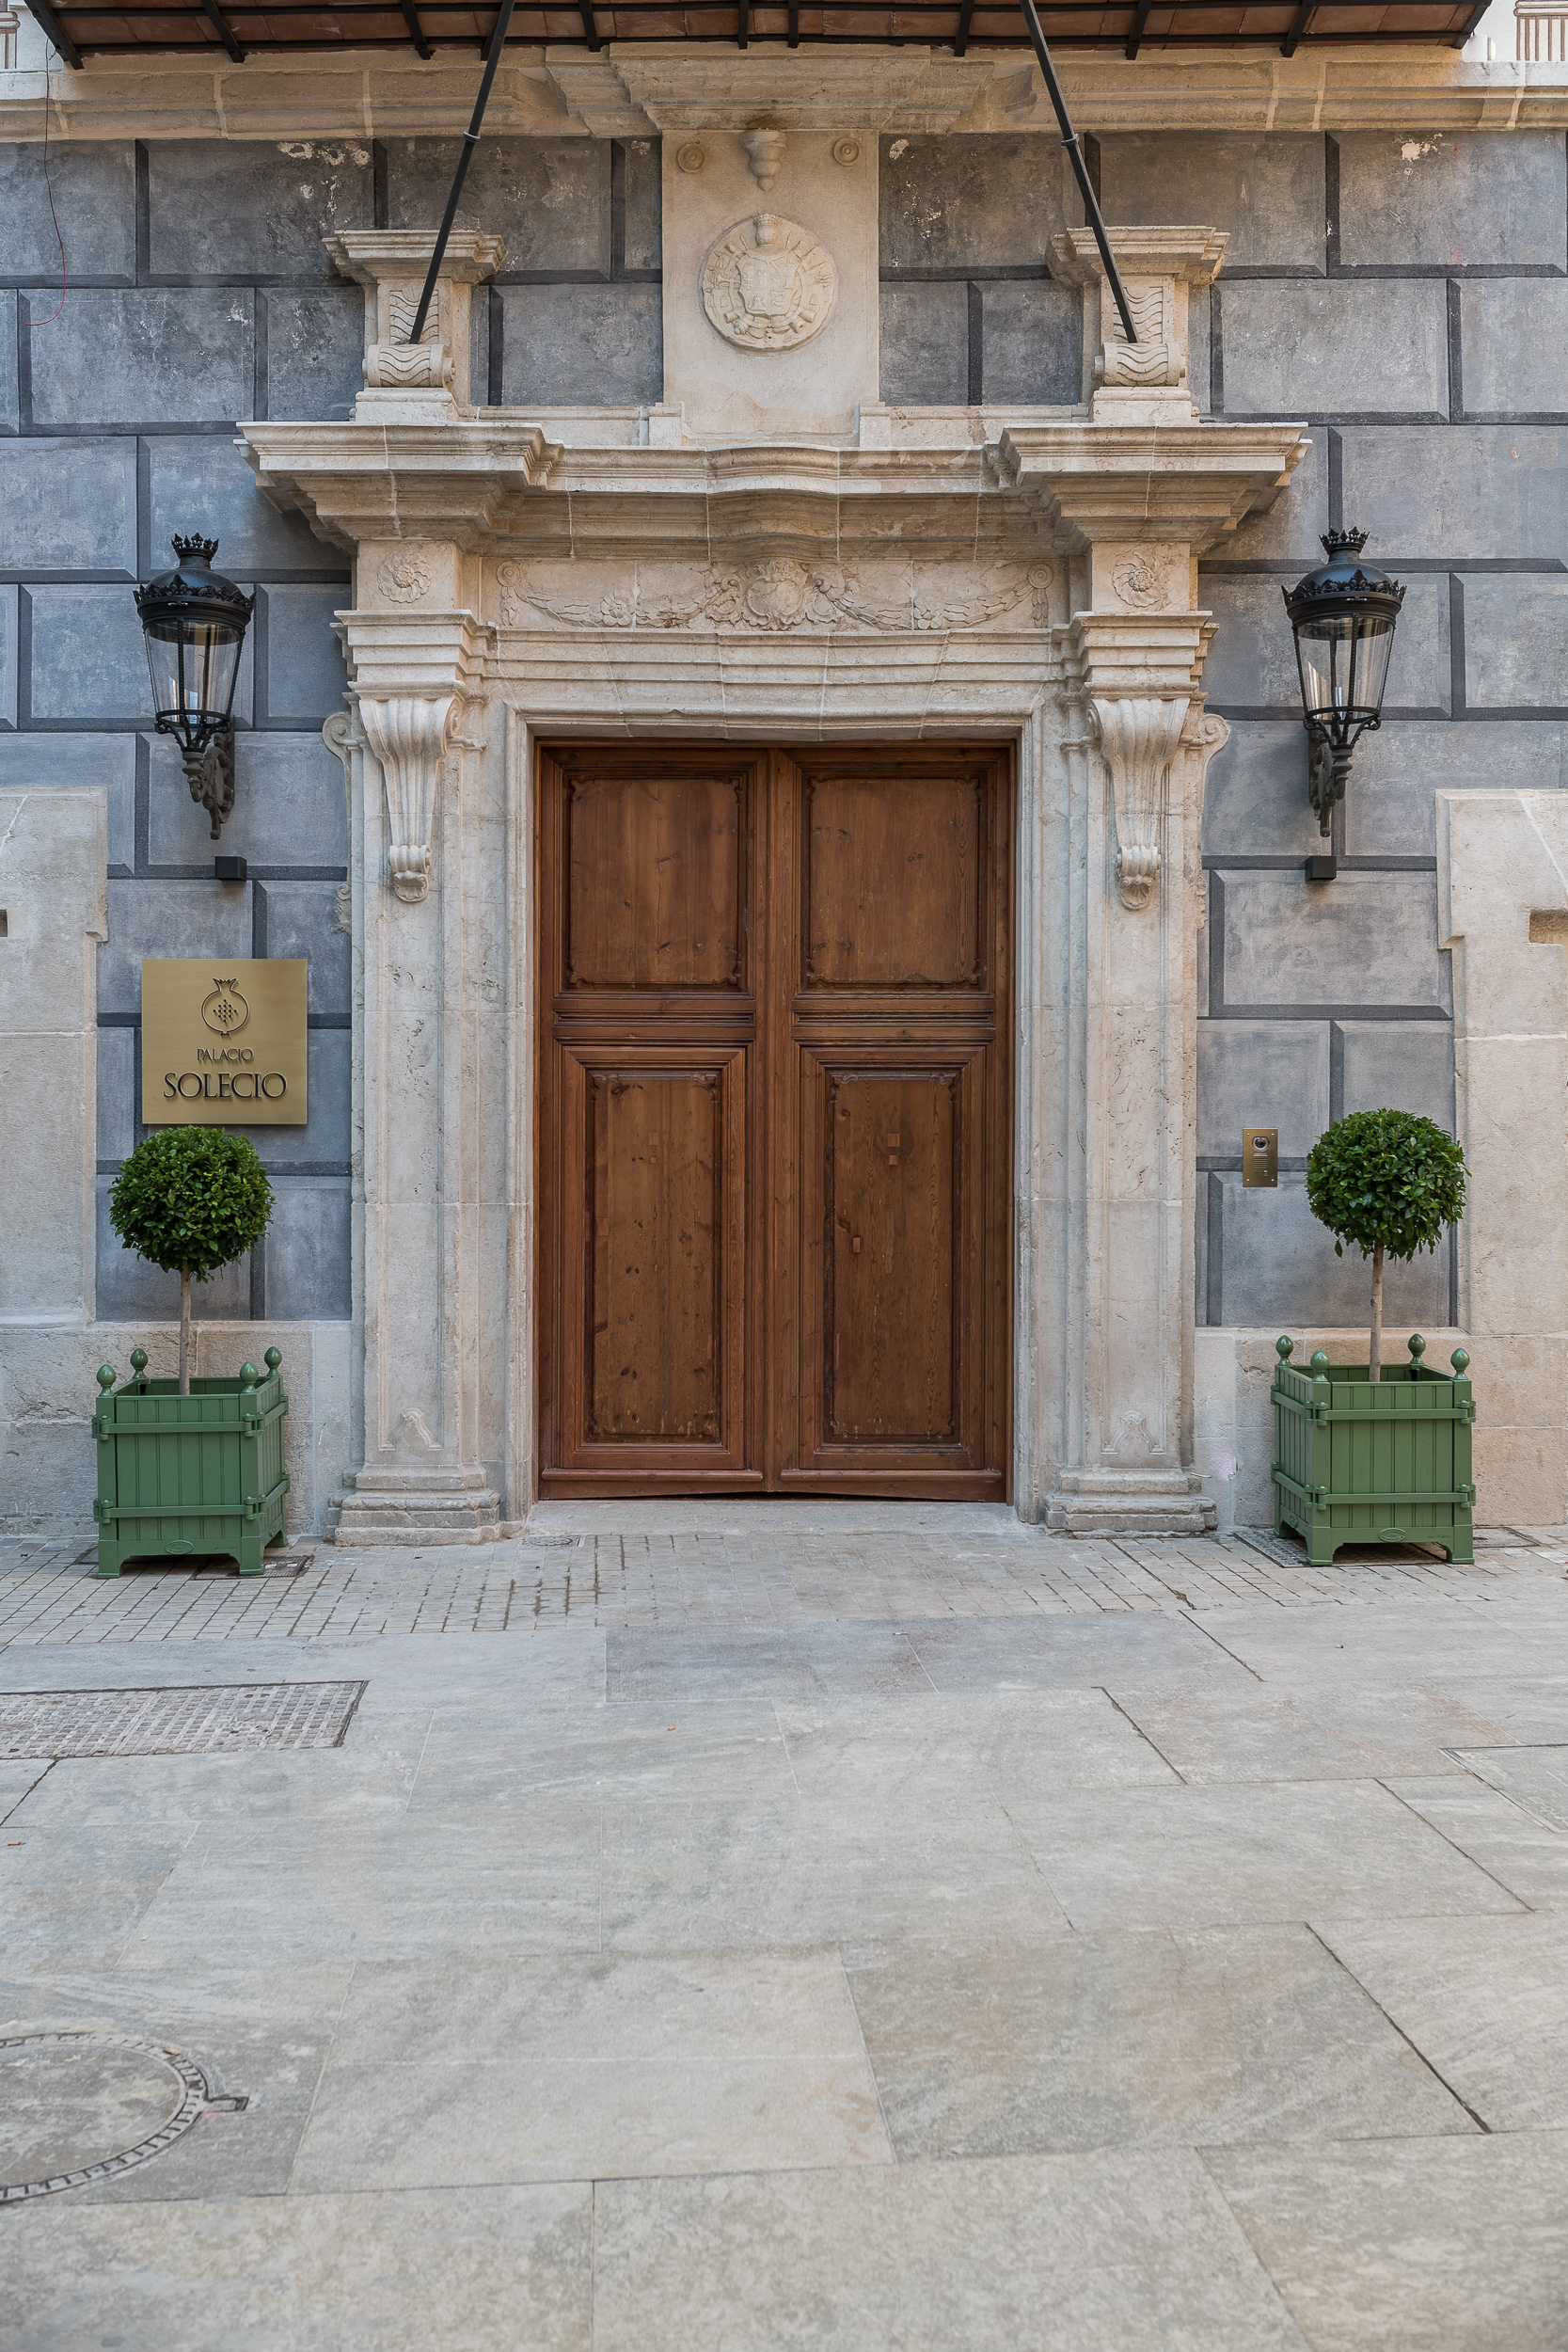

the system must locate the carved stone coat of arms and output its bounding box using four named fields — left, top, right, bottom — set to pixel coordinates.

left=702, top=214, right=837, bottom=353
